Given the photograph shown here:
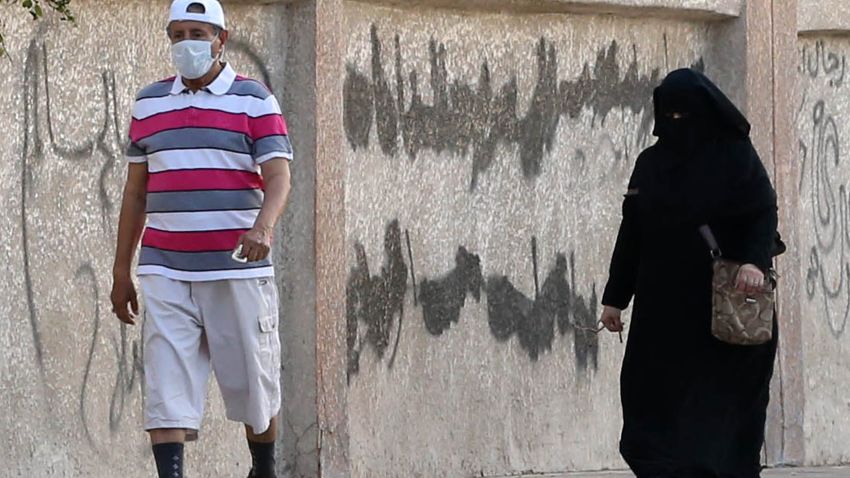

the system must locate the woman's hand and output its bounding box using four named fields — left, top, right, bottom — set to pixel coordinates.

left=601, top=305, right=624, bottom=332
left=735, top=263, right=765, bottom=294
